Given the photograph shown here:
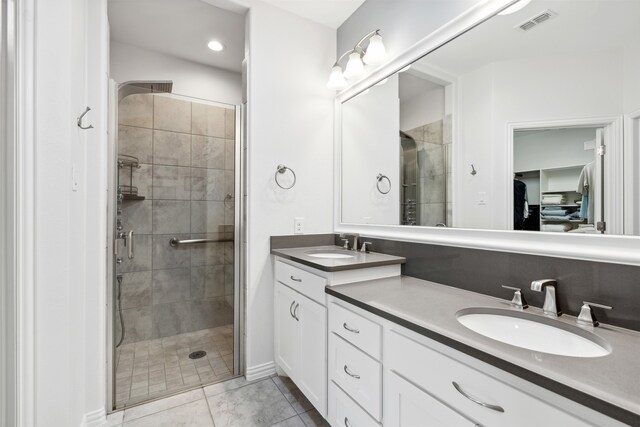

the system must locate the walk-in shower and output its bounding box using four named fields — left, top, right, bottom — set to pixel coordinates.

left=108, top=81, right=242, bottom=410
